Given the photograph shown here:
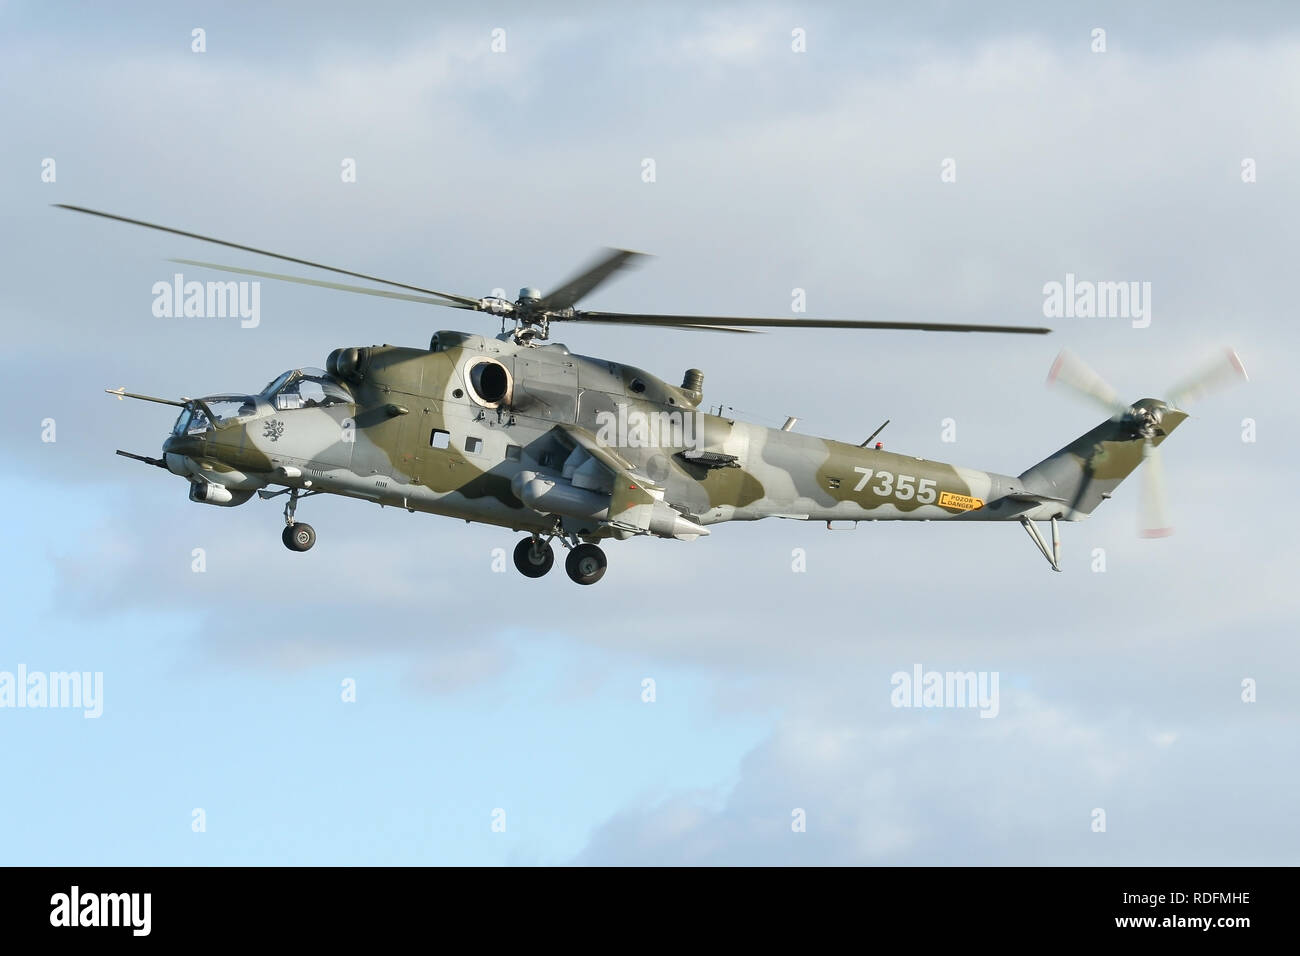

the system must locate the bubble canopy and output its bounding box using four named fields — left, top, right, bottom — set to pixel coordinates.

left=170, top=369, right=353, bottom=435
left=260, top=368, right=354, bottom=411
left=172, top=395, right=258, bottom=435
